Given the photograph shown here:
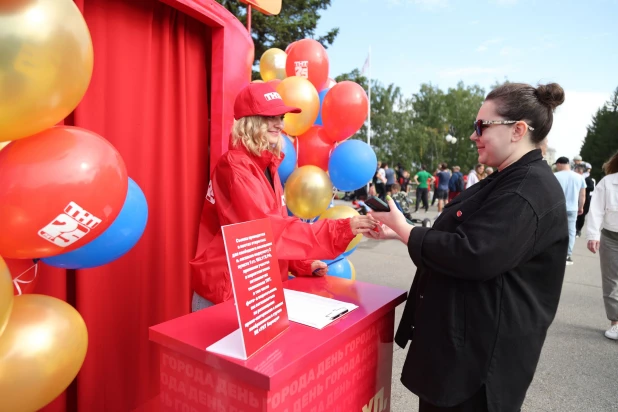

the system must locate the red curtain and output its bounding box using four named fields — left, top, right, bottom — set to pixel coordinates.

left=39, top=0, right=210, bottom=410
